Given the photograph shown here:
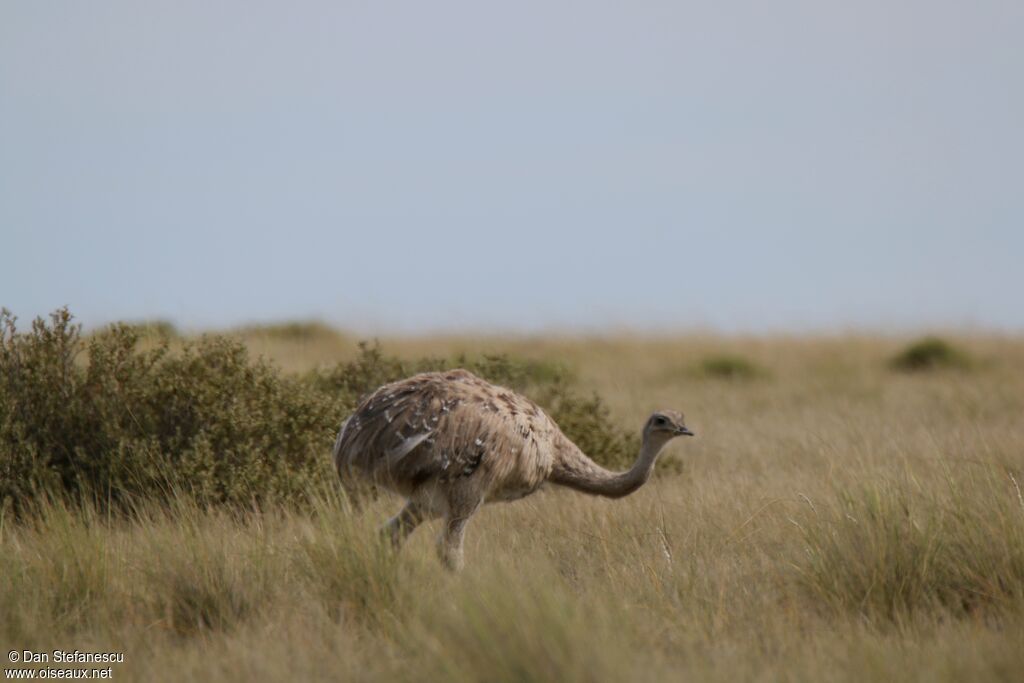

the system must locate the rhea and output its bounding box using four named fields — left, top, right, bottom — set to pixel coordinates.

left=333, top=369, right=694, bottom=570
